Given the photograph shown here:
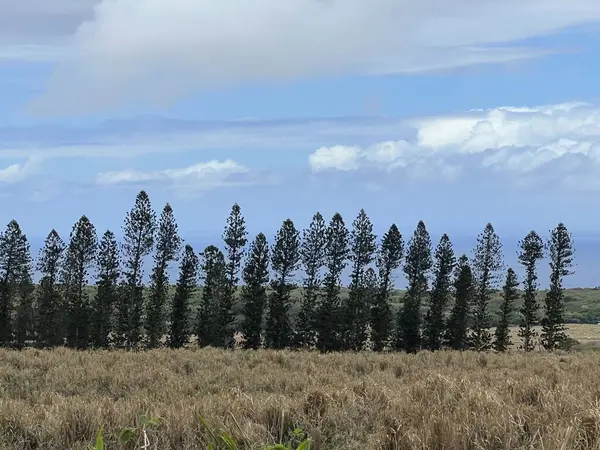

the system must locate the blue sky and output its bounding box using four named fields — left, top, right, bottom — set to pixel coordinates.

left=1, top=1, right=600, bottom=286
